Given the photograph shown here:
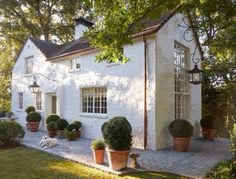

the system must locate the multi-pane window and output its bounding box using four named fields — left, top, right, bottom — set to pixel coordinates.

left=36, top=91, right=42, bottom=110
left=71, top=58, right=81, bottom=70
left=174, top=43, right=189, bottom=120
left=25, top=56, right=34, bottom=74
left=81, top=88, right=107, bottom=114
left=18, top=92, right=23, bottom=109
